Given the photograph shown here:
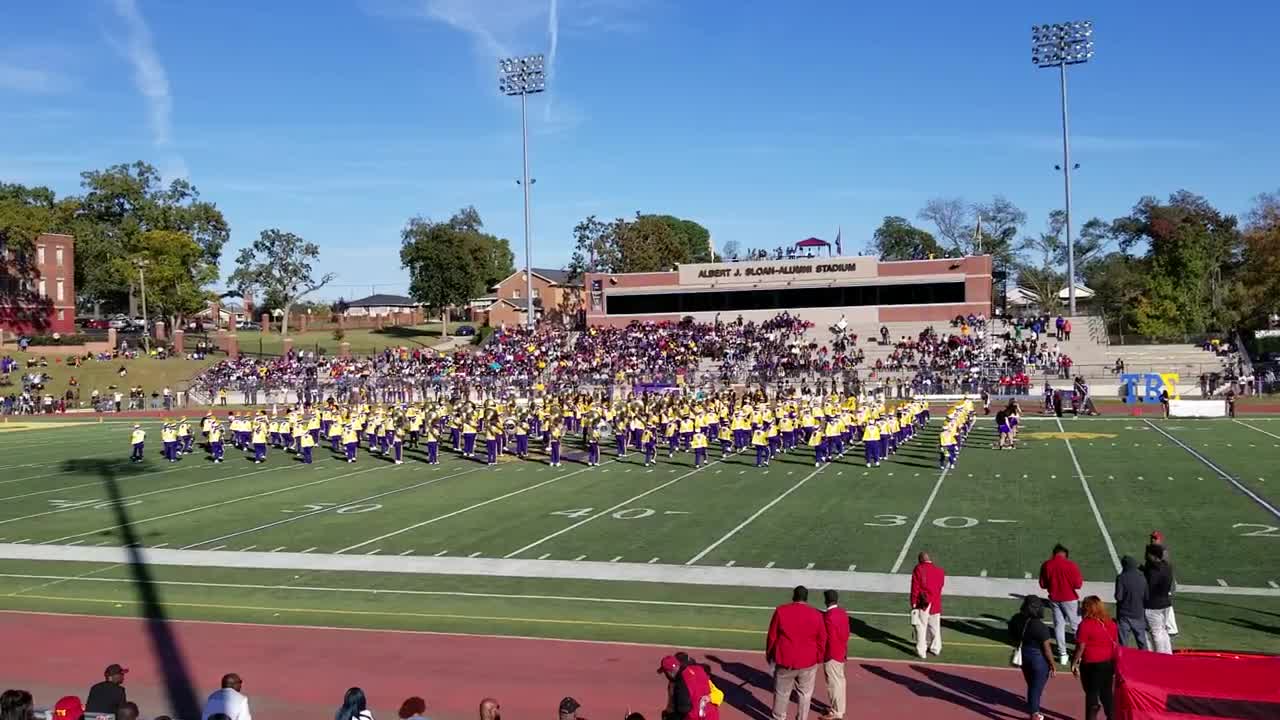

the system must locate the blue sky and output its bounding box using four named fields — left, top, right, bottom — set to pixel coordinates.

left=2, top=0, right=1277, bottom=300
